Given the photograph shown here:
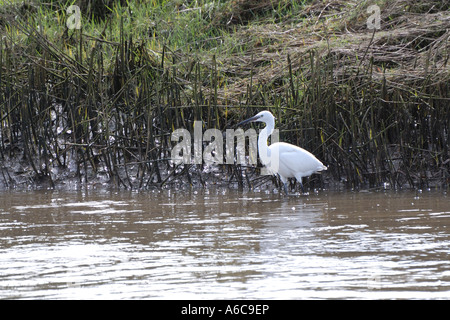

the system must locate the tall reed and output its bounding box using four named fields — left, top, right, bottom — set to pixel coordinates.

left=0, top=0, right=448, bottom=190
